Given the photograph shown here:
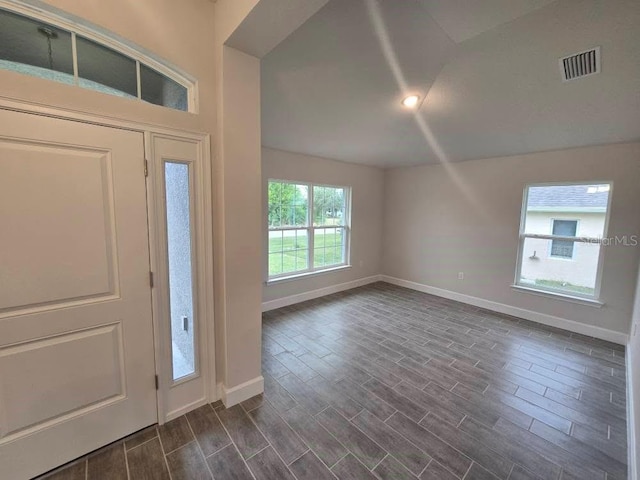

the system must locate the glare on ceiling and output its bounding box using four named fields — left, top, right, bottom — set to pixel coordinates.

left=402, top=95, right=420, bottom=108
